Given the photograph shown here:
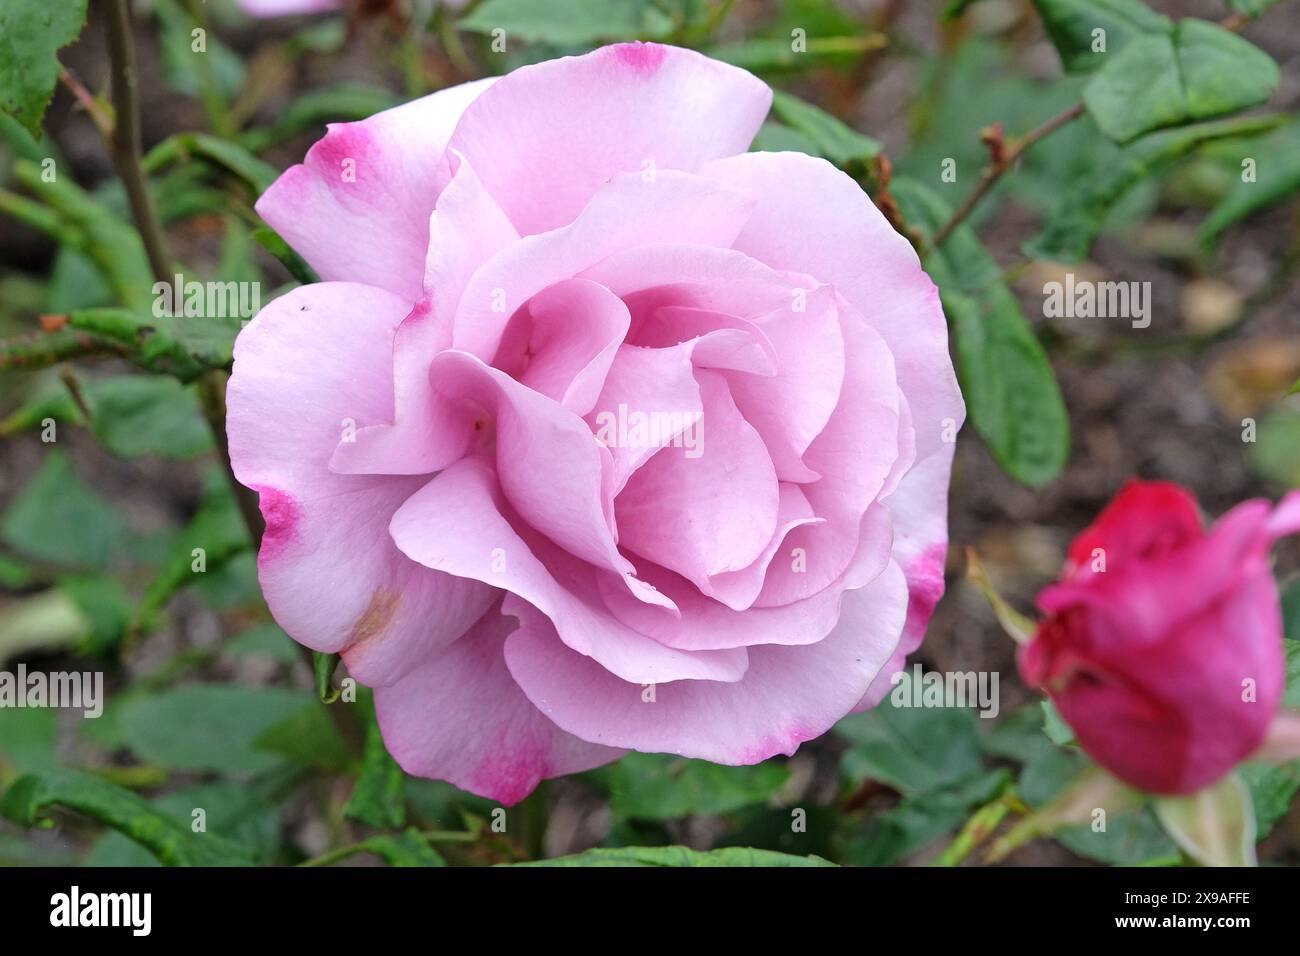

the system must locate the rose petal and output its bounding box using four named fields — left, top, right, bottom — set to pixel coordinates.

left=256, top=79, right=496, bottom=301
left=754, top=306, right=901, bottom=606
left=495, top=278, right=630, bottom=416
left=374, top=603, right=624, bottom=805
left=702, top=151, right=963, bottom=462
left=451, top=170, right=756, bottom=361
left=226, top=283, right=495, bottom=684
left=445, top=43, right=771, bottom=235
left=504, top=560, right=908, bottom=763
left=617, top=370, right=779, bottom=589
left=389, top=457, right=748, bottom=685
left=329, top=154, right=518, bottom=477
